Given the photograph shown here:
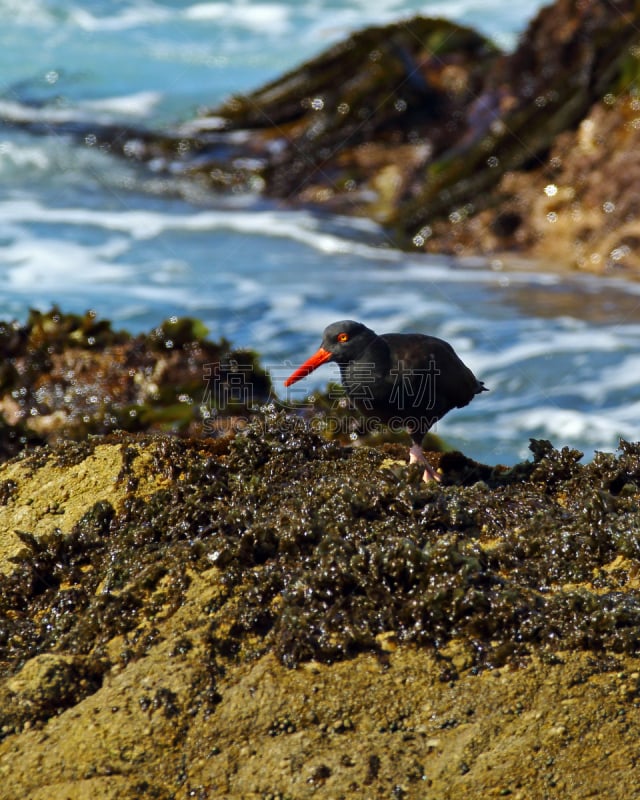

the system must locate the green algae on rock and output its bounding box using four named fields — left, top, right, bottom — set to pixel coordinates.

left=0, top=307, right=271, bottom=453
